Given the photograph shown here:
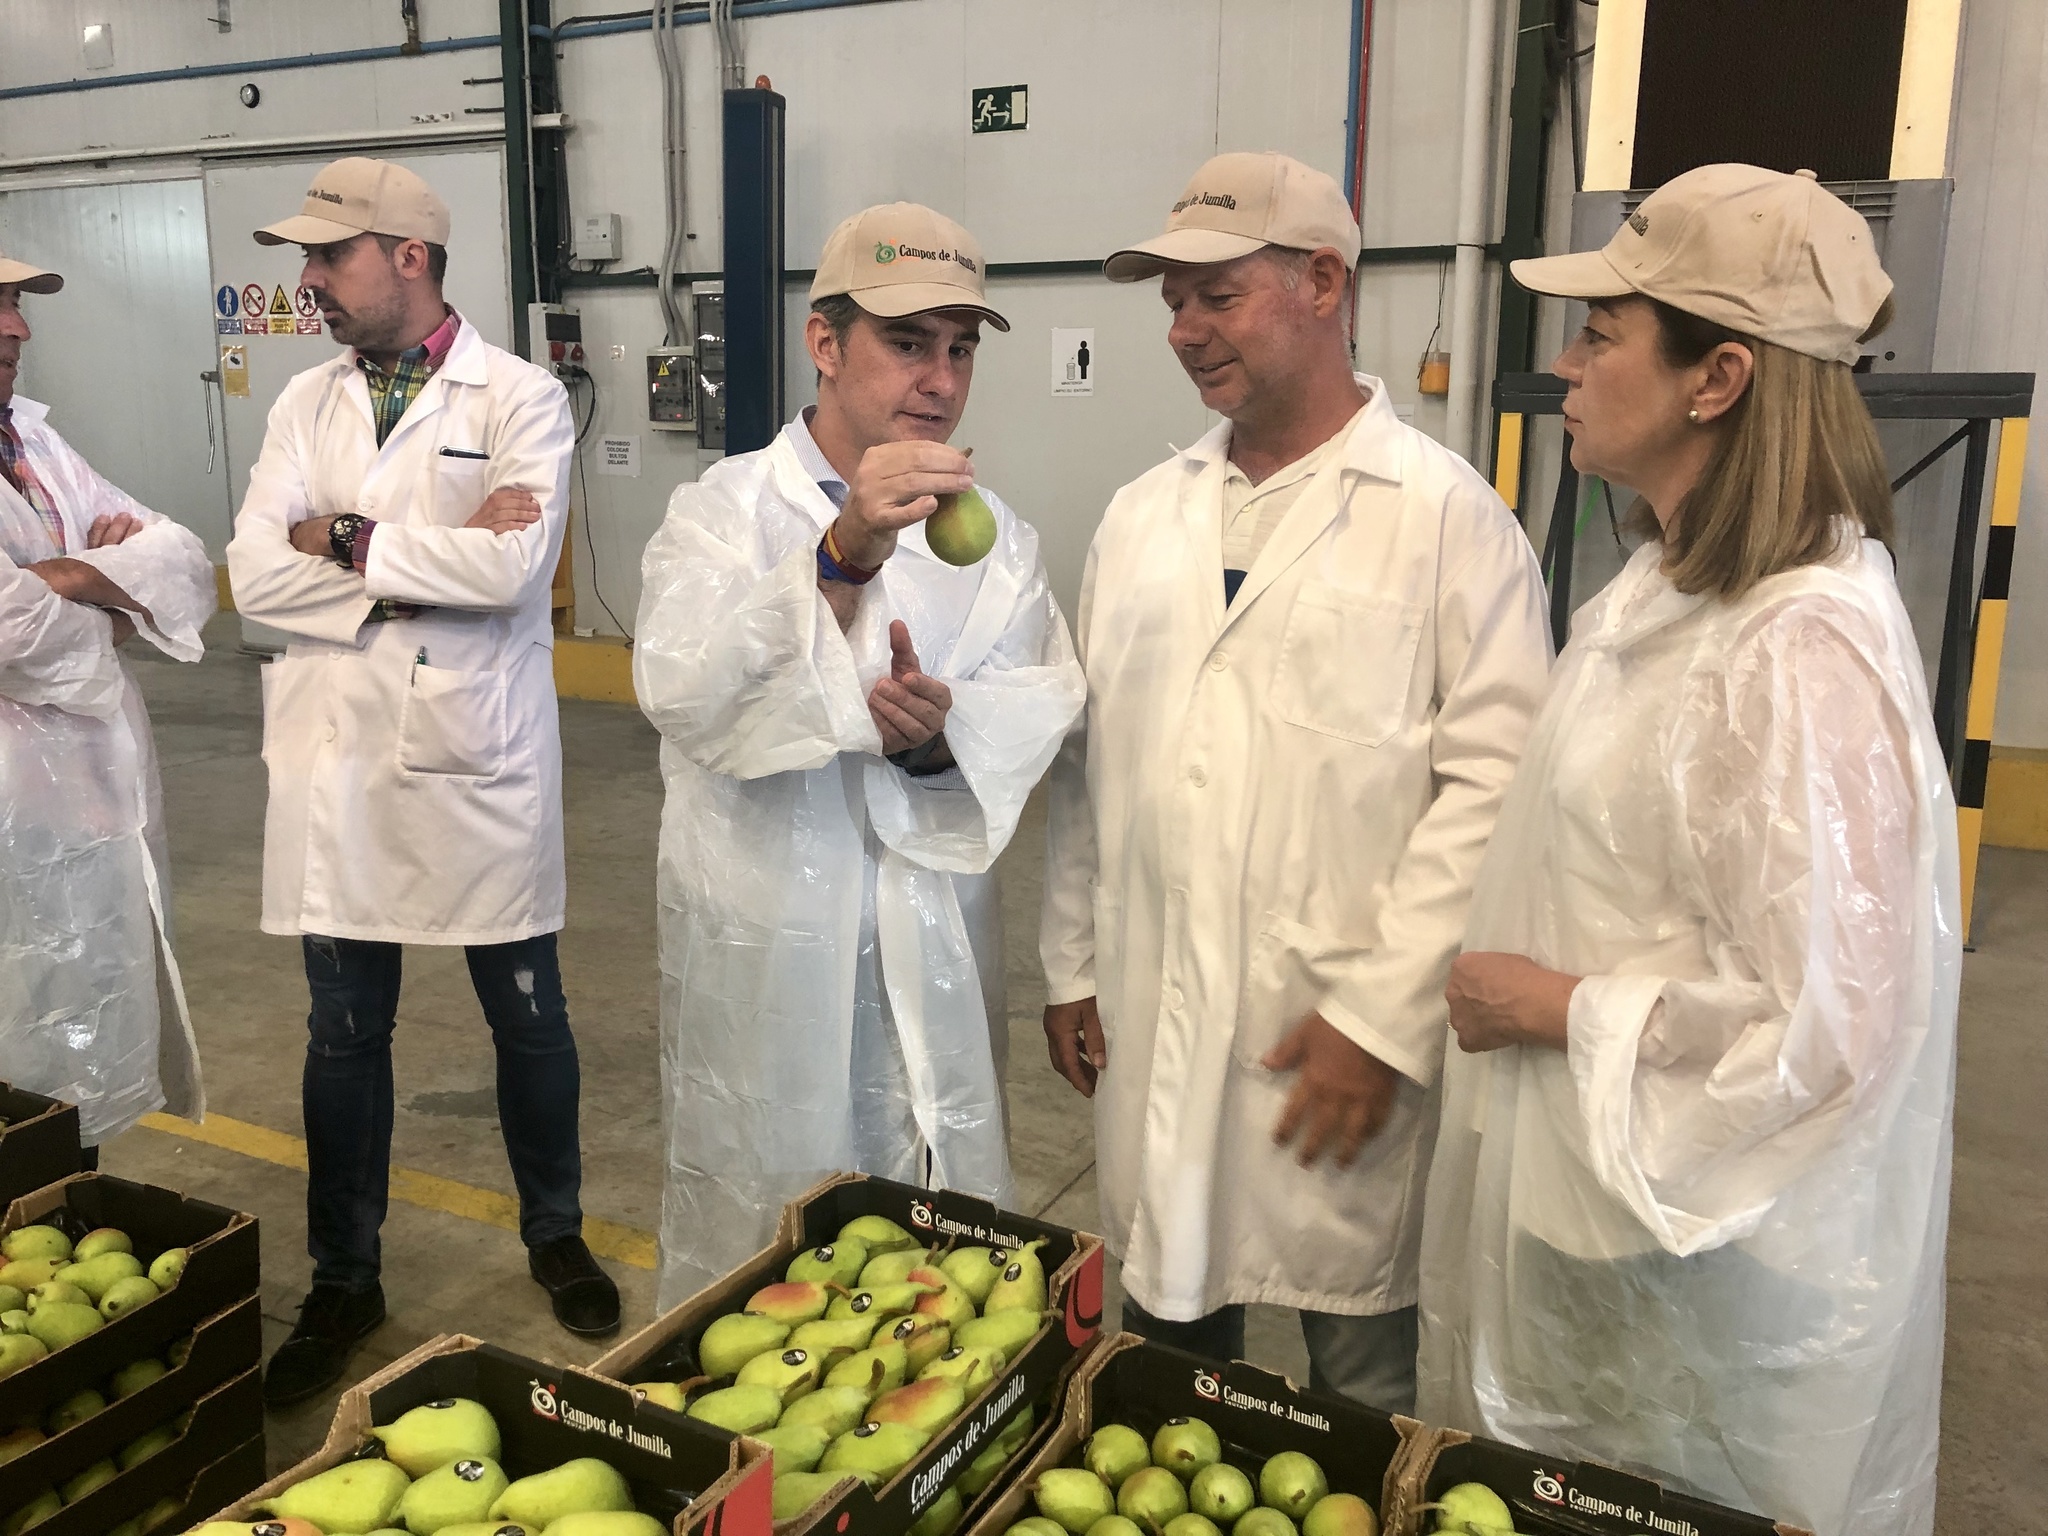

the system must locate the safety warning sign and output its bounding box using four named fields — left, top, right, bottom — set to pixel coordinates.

left=240, top=282, right=267, bottom=334
left=215, top=284, right=243, bottom=335
left=294, top=285, right=322, bottom=335
left=267, top=284, right=295, bottom=335
left=220, top=344, right=250, bottom=398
